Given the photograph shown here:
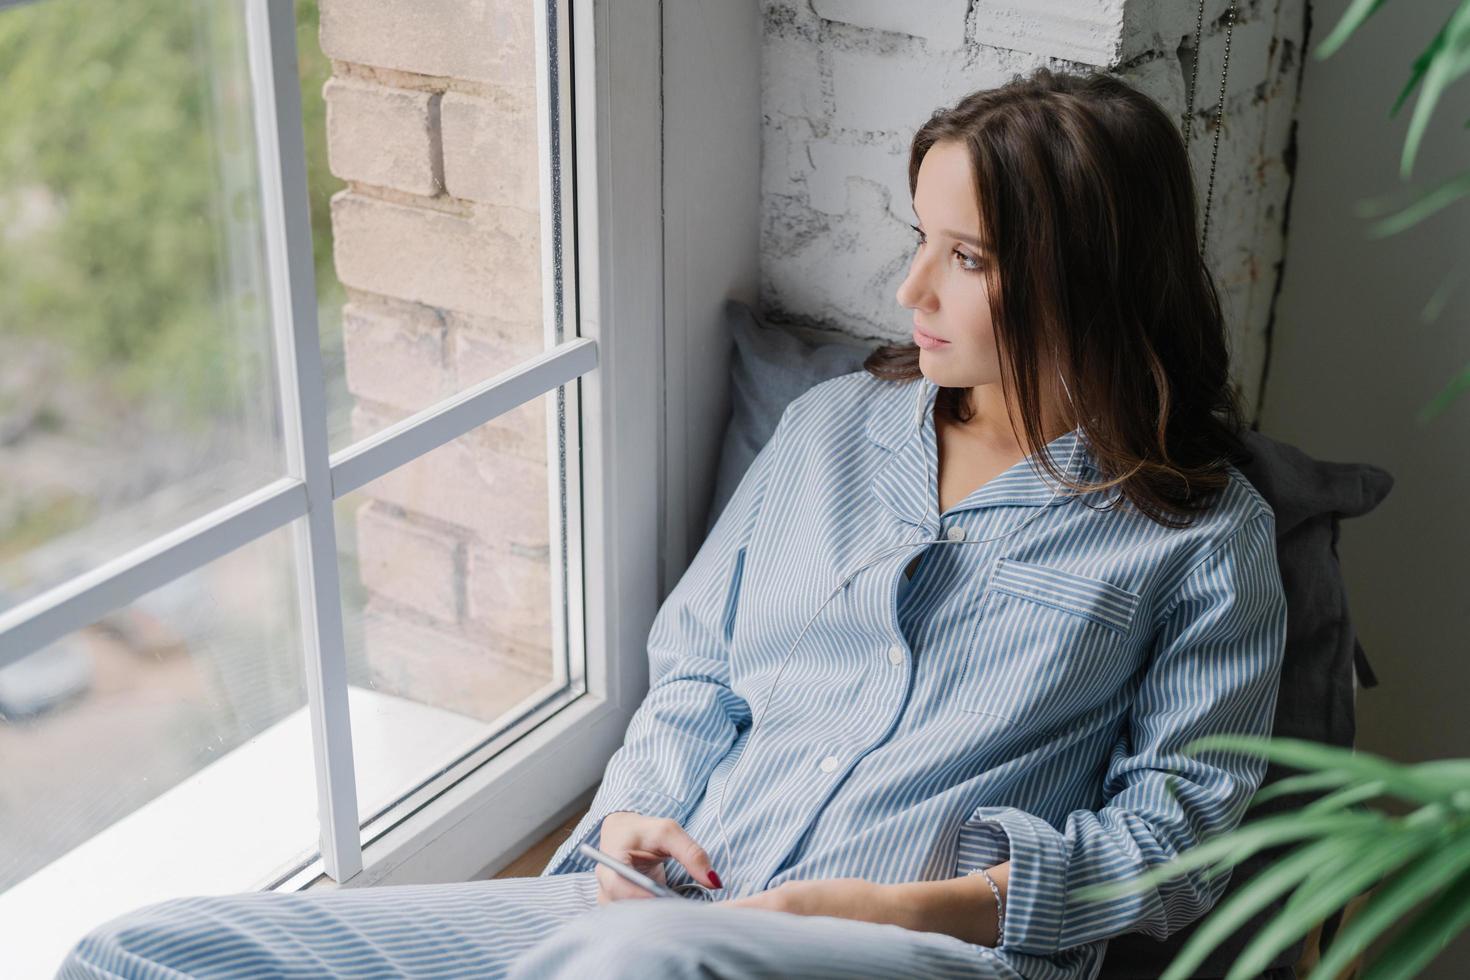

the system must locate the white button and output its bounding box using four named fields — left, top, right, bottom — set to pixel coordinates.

left=819, top=755, right=840, bottom=773
left=946, top=525, right=966, bottom=541
left=887, top=645, right=904, bottom=665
